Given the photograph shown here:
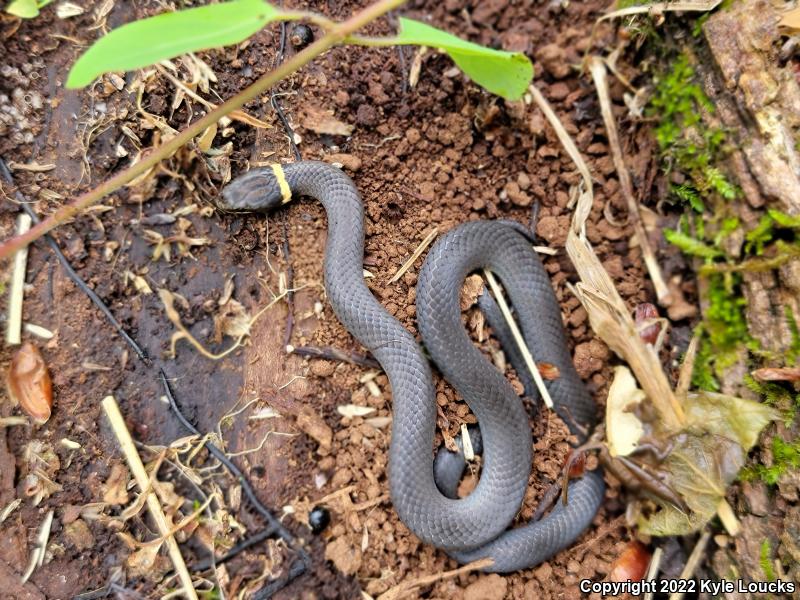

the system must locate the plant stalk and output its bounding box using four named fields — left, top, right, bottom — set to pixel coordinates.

left=0, top=0, right=406, bottom=260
